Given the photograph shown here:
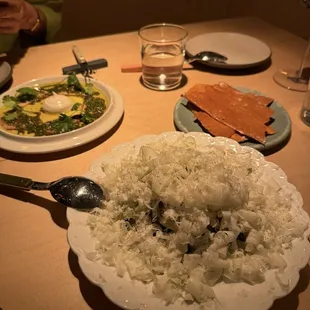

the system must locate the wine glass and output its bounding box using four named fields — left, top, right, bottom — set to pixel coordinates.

left=300, top=78, right=310, bottom=126
left=273, top=0, right=310, bottom=92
